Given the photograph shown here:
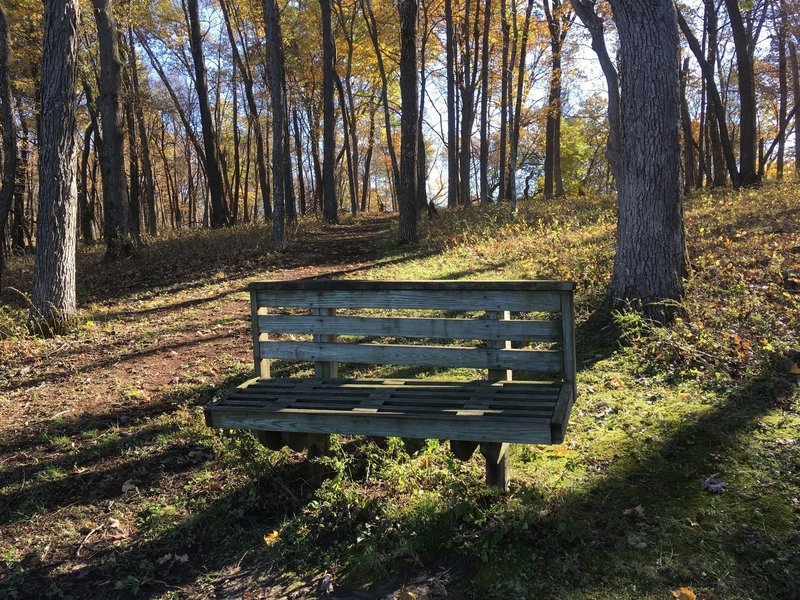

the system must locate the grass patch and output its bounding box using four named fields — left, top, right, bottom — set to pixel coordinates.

left=0, top=193, right=797, bottom=598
